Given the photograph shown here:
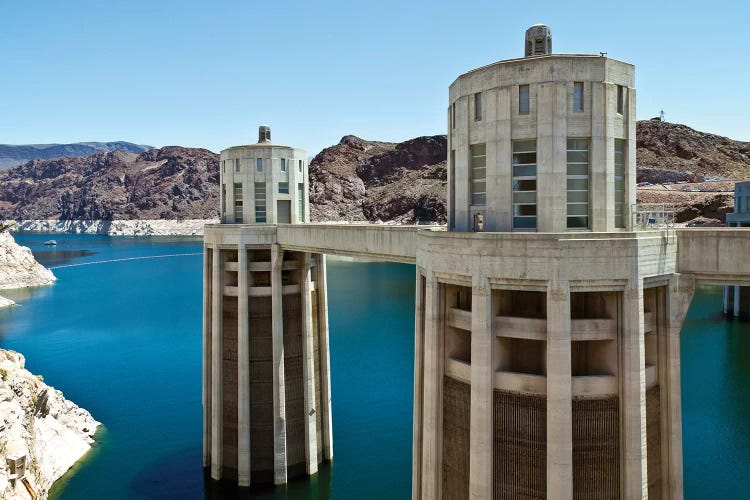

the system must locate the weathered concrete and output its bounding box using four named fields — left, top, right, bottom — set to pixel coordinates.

left=316, top=254, right=334, bottom=461
left=300, top=253, right=318, bottom=475
left=546, top=280, right=572, bottom=500
left=271, top=244, right=287, bottom=485
left=237, top=246, right=251, bottom=486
